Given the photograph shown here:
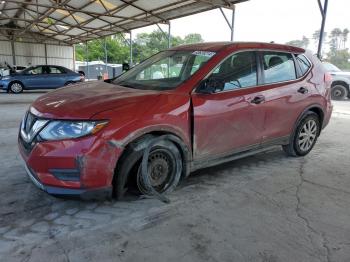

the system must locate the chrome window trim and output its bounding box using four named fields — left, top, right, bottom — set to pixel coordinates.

left=193, top=48, right=313, bottom=95
left=295, top=53, right=313, bottom=77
